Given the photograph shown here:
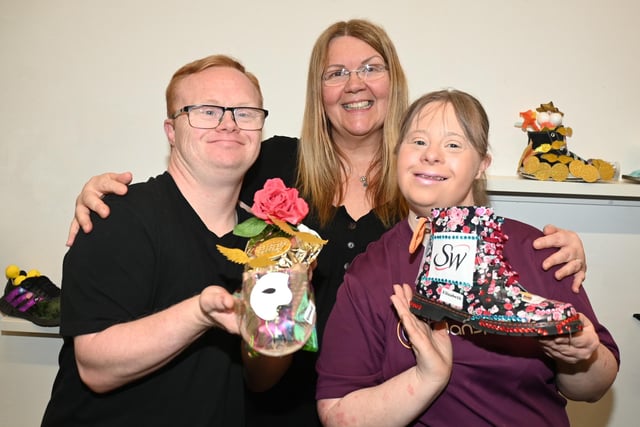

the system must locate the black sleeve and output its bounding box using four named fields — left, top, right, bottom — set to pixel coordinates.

left=240, top=135, right=299, bottom=205
left=60, top=192, right=158, bottom=337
